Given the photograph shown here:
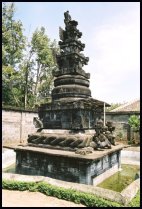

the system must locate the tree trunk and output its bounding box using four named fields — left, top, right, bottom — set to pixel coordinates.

left=34, top=62, right=41, bottom=103
left=24, top=51, right=33, bottom=109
